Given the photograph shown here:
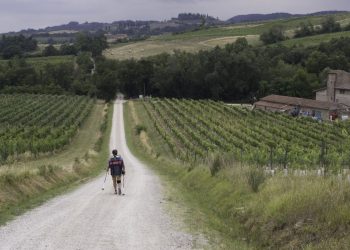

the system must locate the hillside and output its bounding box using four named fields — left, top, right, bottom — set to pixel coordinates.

left=104, top=12, right=350, bottom=60
left=4, top=11, right=348, bottom=45
left=4, top=13, right=222, bottom=44
left=227, top=10, right=348, bottom=23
